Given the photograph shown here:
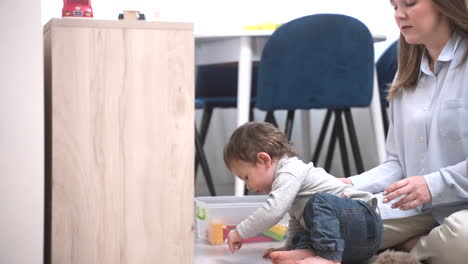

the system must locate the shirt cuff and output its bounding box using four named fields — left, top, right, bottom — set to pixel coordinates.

left=236, top=225, right=247, bottom=240
left=424, top=171, right=443, bottom=205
